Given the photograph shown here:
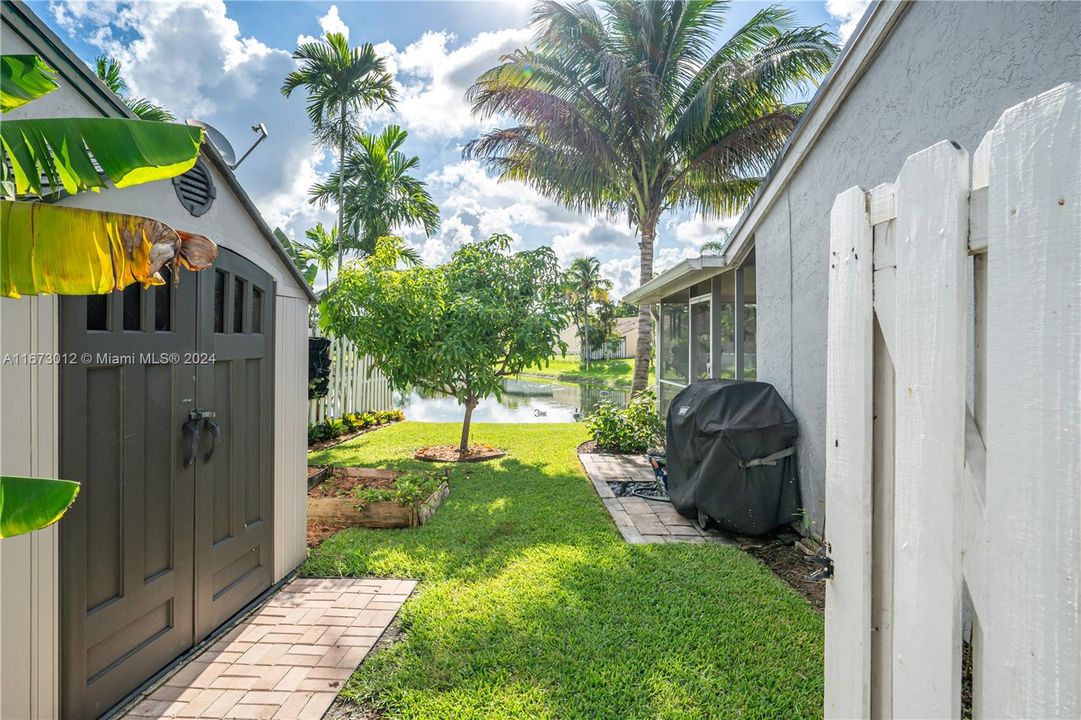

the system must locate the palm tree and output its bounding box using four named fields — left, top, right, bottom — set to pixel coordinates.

left=465, top=1, right=837, bottom=392
left=94, top=56, right=175, bottom=122
left=565, top=256, right=611, bottom=368
left=282, top=33, right=396, bottom=268
left=309, top=125, right=439, bottom=262
left=299, top=223, right=339, bottom=291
